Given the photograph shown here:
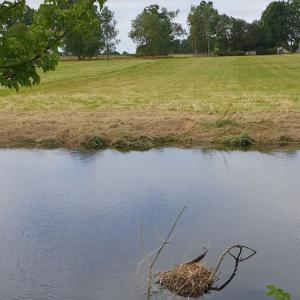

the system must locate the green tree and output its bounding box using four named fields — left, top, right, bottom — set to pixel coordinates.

left=229, top=18, right=248, bottom=51
left=63, top=5, right=102, bottom=59
left=287, top=0, right=300, bottom=51
left=0, top=0, right=106, bottom=90
left=188, top=1, right=219, bottom=55
left=99, top=6, right=119, bottom=59
left=6, top=4, right=35, bottom=27
left=129, top=4, right=184, bottom=56
left=244, top=20, right=267, bottom=51
left=261, top=1, right=290, bottom=48
left=214, top=14, right=232, bottom=52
